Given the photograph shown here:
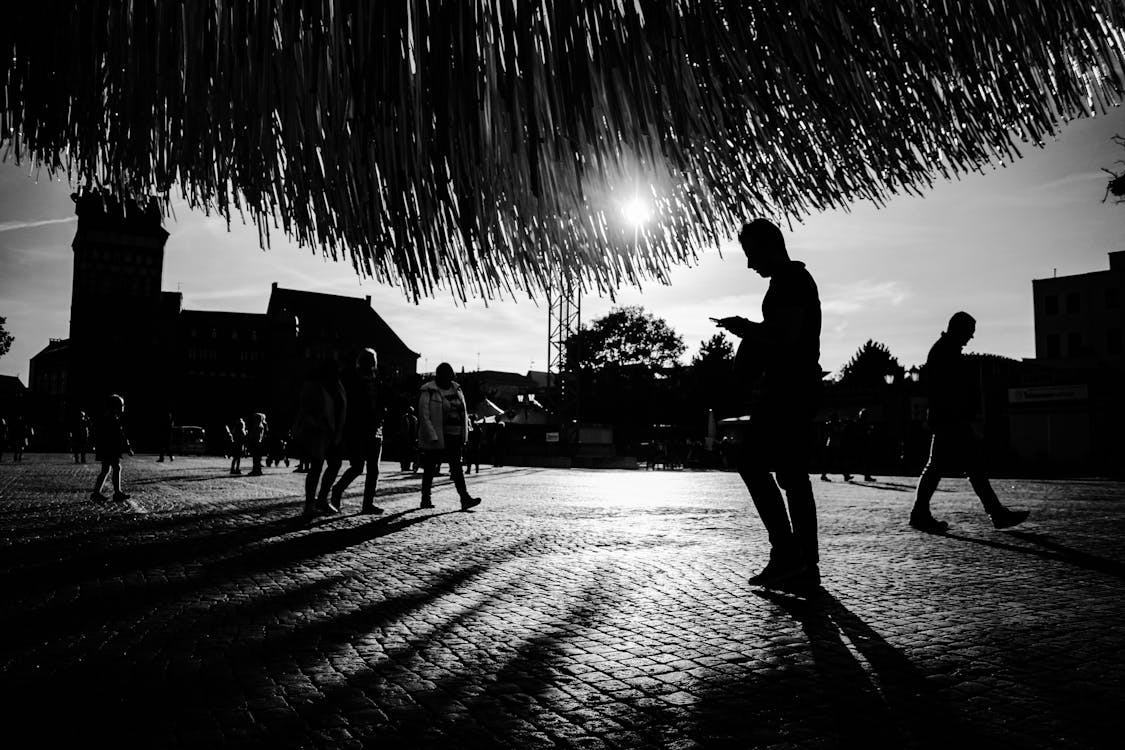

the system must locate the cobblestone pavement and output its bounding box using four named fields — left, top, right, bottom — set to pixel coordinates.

left=1, top=454, right=1123, bottom=749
